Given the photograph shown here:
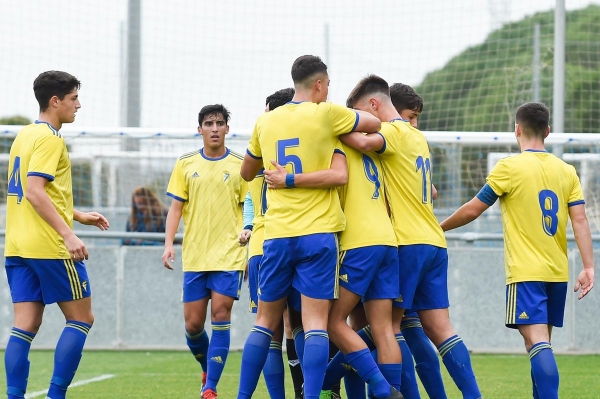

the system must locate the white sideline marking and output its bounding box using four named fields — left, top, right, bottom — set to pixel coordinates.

left=25, top=374, right=116, bottom=398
